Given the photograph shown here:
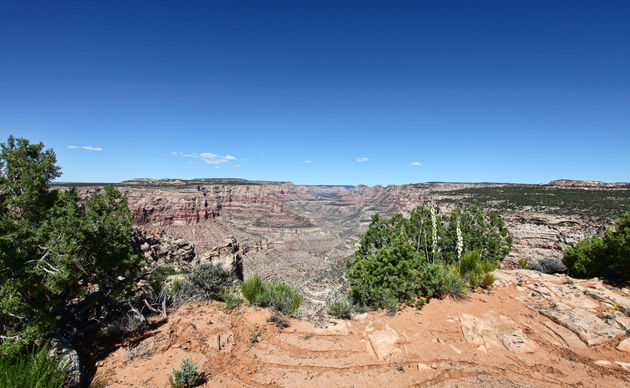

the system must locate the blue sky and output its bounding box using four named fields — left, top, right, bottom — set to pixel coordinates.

left=1, top=1, right=628, bottom=185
